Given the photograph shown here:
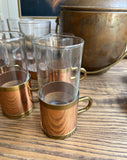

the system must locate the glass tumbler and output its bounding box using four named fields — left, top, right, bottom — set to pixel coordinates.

left=0, top=31, right=27, bottom=71
left=33, top=34, right=92, bottom=139
left=19, top=19, right=51, bottom=79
